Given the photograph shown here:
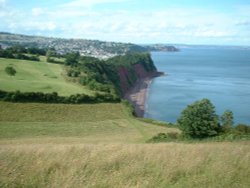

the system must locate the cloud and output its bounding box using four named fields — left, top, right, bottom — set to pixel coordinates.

left=7, top=21, right=57, bottom=31
left=236, top=21, right=250, bottom=26
left=62, top=0, right=128, bottom=8
left=31, top=8, right=43, bottom=16
left=1, top=1, right=249, bottom=45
